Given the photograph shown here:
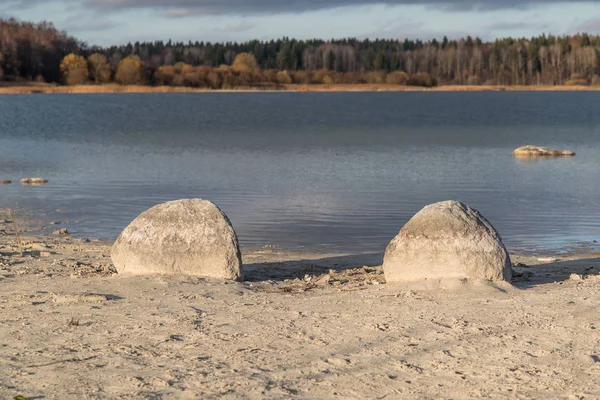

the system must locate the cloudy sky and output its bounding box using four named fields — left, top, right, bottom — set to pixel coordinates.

left=1, top=0, right=599, bottom=46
